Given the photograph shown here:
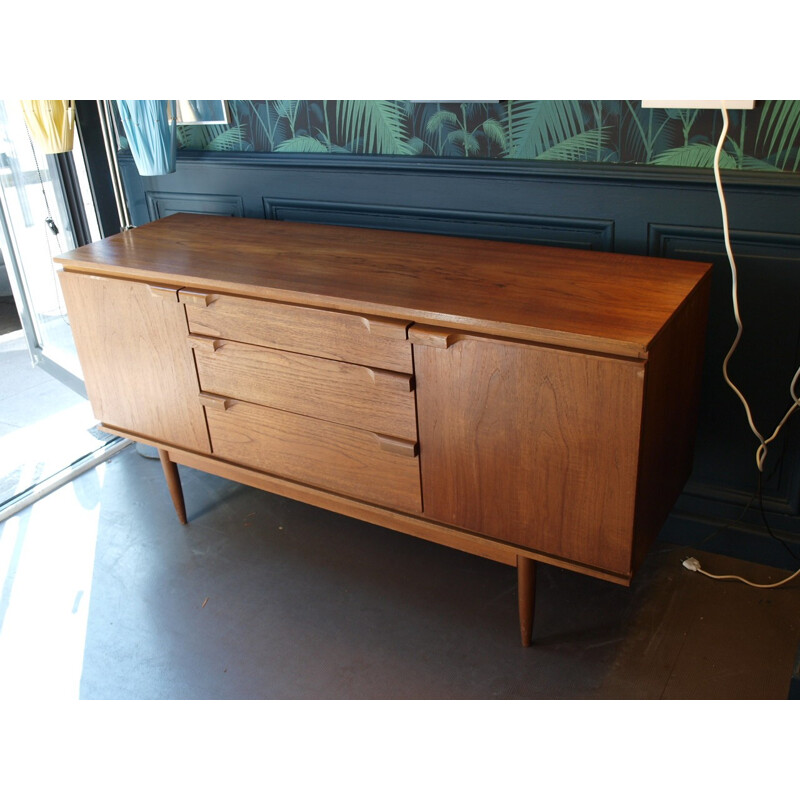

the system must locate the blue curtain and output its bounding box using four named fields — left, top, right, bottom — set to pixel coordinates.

left=116, top=100, right=176, bottom=176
